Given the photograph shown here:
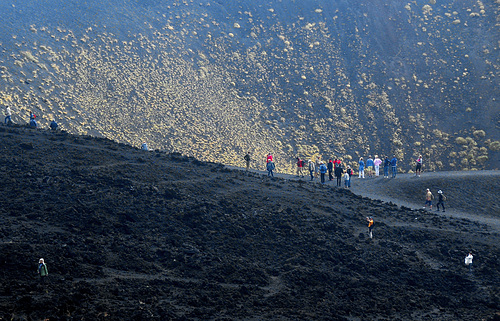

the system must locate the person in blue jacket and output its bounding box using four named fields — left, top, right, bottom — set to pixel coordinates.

left=391, top=155, right=398, bottom=178
left=266, top=160, right=275, bottom=177
left=50, top=119, right=58, bottom=131
left=358, top=157, right=365, bottom=178
left=366, top=156, right=374, bottom=177
left=319, top=161, right=327, bottom=184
